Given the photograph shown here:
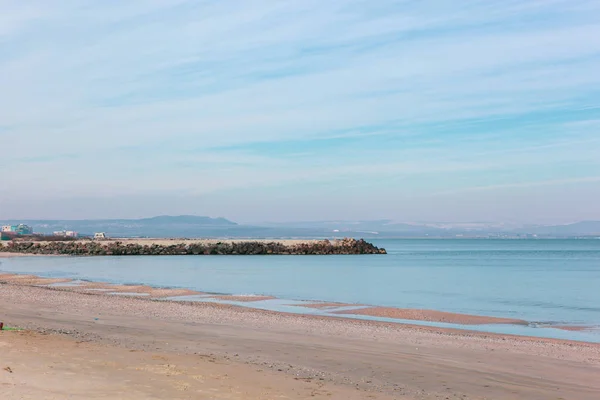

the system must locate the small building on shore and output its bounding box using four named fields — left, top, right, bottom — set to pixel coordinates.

left=1, top=224, right=33, bottom=235
left=53, top=230, right=78, bottom=238
left=94, top=232, right=107, bottom=239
